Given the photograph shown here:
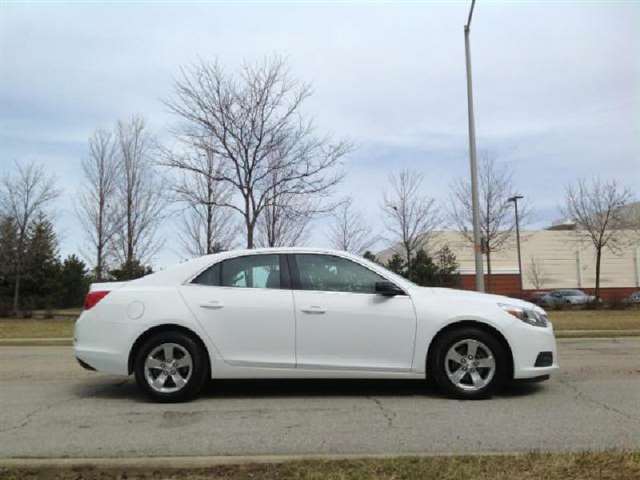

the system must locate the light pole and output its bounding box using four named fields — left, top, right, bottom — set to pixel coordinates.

left=508, top=195, right=524, bottom=293
left=464, top=0, right=485, bottom=292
